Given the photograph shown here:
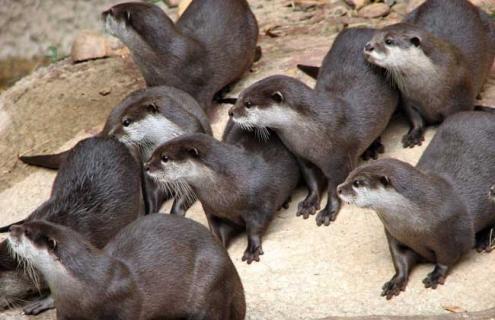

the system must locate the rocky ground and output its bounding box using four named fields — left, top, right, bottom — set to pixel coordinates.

left=0, top=0, right=495, bottom=319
